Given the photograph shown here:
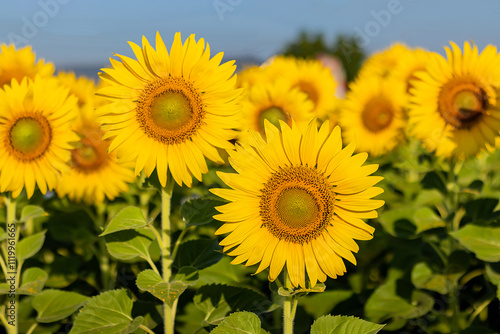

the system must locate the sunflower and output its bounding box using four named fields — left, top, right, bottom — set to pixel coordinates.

left=57, top=71, right=97, bottom=111
left=409, top=41, right=500, bottom=159
left=237, top=65, right=267, bottom=89
left=0, top=77, right=78, bottom=198
left=358, top=43, right=412, bottom=79
left=0, top=44, right=54, bottom=88
left=340, top=74, right=407, bottom=156
left=55, top=119, right=135, bottom=205
left=96, top=32, right=242, bottom=187
left=390, top=47, right=431, bottom=94
left=211, top=120, right=384, bottom=288
left=265, top=56, right=337, bottom=119
left=240, top=79, right=314, bottom=136
left=55, top=76, right=135, bottom=204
